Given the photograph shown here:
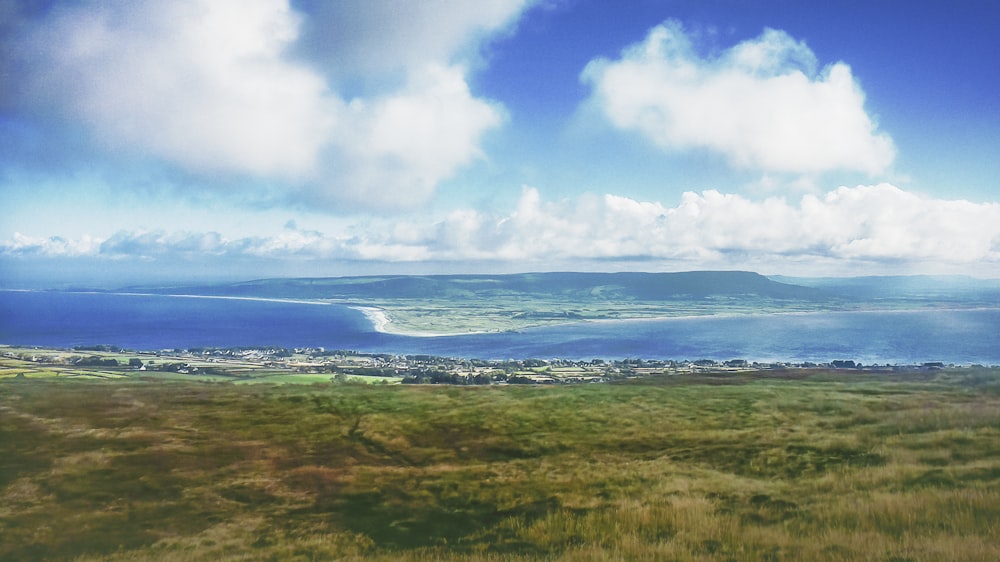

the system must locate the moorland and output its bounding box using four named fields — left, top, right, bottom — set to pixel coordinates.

left=2, top=365, right=998, bottom=561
